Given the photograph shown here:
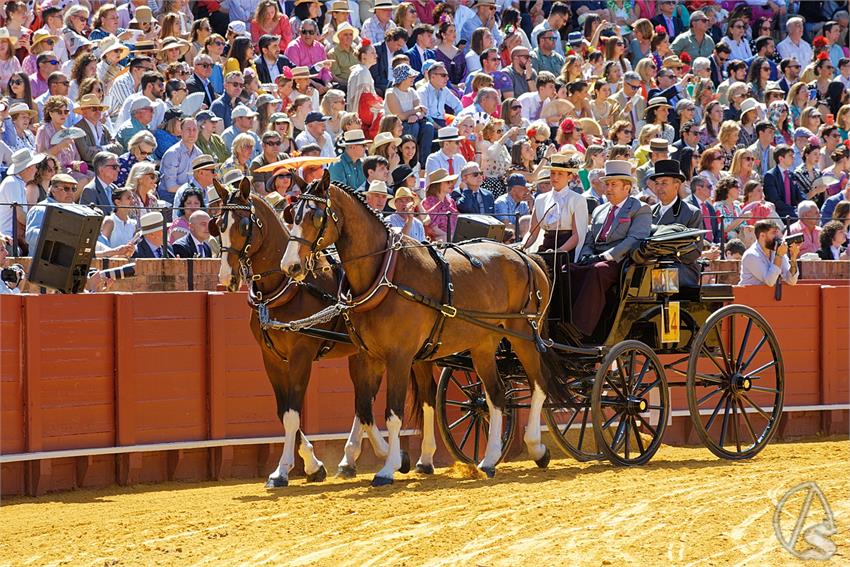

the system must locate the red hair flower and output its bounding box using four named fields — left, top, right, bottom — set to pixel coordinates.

left=654, top=25, right=667, bottom=35
left=813, top=36, right=828, bottom=48
left=282, top=66, right=293, bottom=79
left=679, top=52, right=692, bottom=64
left=817, top=52, right=830, bottom=62
left=361, top=38, right=371, bottom=47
